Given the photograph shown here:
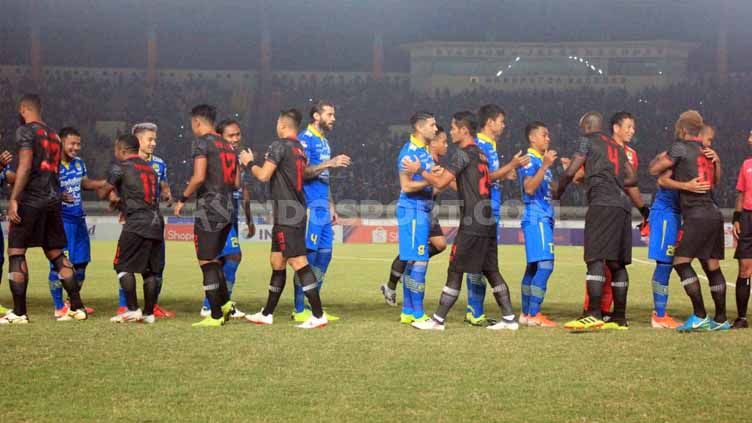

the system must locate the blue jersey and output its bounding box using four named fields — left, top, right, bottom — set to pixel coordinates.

left=477, top=133, right=501, bottom=218
left=652, top=187, right=680, bottom=214
left=147, top=155, right=168, bottom=199
left=396, top=135, right=434, bottom=212
left=517, top=148, right=554, bottom=220
left=59, top=157, right=87, bottom=221
left=299, top=125, right=331, bottom=209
